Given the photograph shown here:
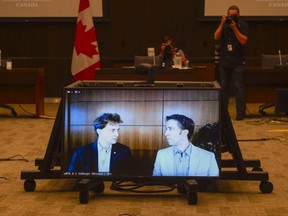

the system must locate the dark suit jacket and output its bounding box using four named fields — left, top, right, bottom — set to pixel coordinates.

left=67, top=141, right=134, bottom=175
